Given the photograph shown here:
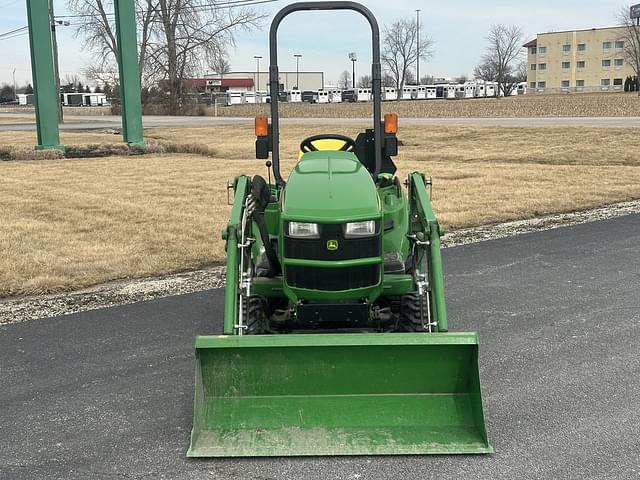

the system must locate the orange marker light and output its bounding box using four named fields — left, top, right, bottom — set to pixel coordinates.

left=255, top=116, right=269, bottom=137
left=384, top=113, right=398, bottom=134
